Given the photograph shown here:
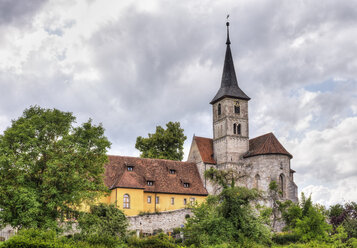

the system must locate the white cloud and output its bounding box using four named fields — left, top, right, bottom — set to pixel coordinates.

left=0, top=0, right=356, bottom=206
